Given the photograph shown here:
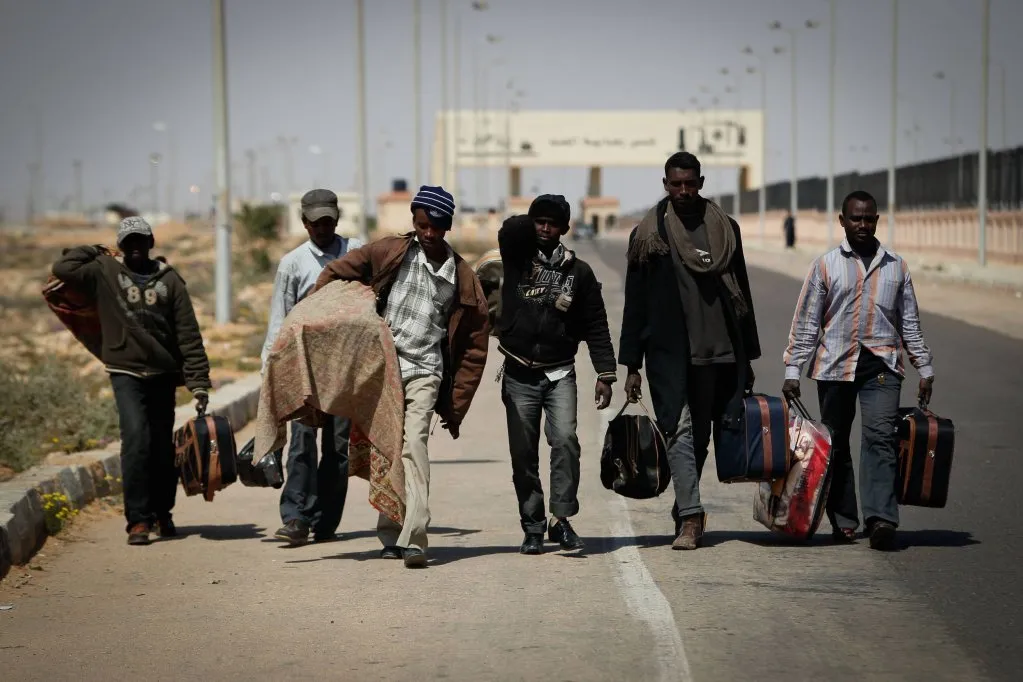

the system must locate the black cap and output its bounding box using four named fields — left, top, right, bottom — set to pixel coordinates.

left=301, top=188, right=340, bottom=222
left=528, top=194, right=571, bottom=228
